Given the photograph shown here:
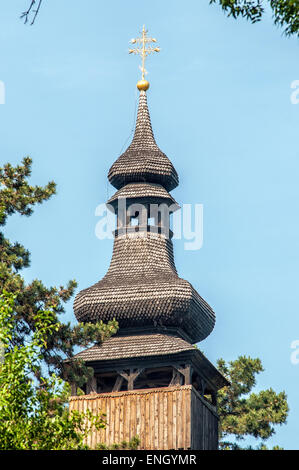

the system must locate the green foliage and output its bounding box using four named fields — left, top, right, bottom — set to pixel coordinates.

left=96, top=436, right=140, bottom=450
left=217, top=355, right=289, bottom=450
left=270, top=0, right=299, bottom=36
left=210, top=0, right=263, bottom=22
left=0, top=156, right=56, bottom=225
left=0, top=292, right=106, bottom=450
left=210, top=0, right=299, bottom=37
left=0, top=157, right=118, bottom=389
left=63, top=320, right=118, bottom=389
left=0, top=157, right=119, bottom=449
